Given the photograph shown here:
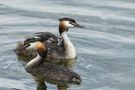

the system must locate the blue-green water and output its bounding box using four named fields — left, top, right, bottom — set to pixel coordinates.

left=0, top=0, right=135, bottom=90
